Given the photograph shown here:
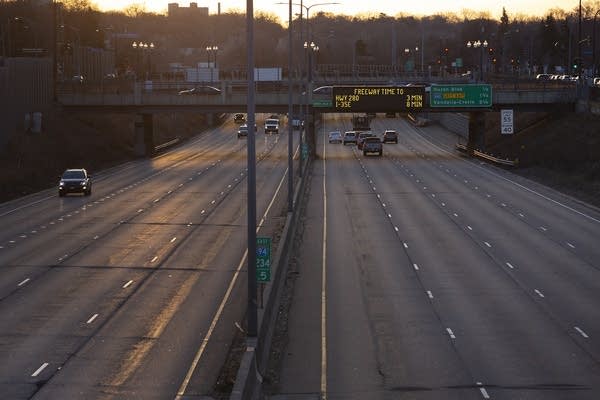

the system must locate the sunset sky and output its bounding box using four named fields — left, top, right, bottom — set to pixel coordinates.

left=95, top=0, right=581, bottom=22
